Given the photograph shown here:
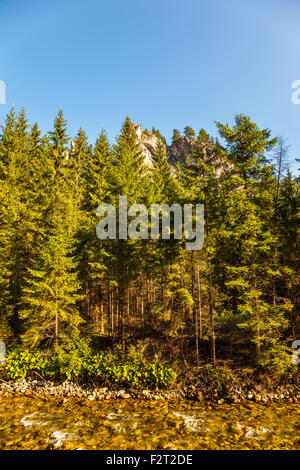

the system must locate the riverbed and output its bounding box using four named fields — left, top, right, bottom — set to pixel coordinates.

left=0, top=396, right=299, bottom=450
